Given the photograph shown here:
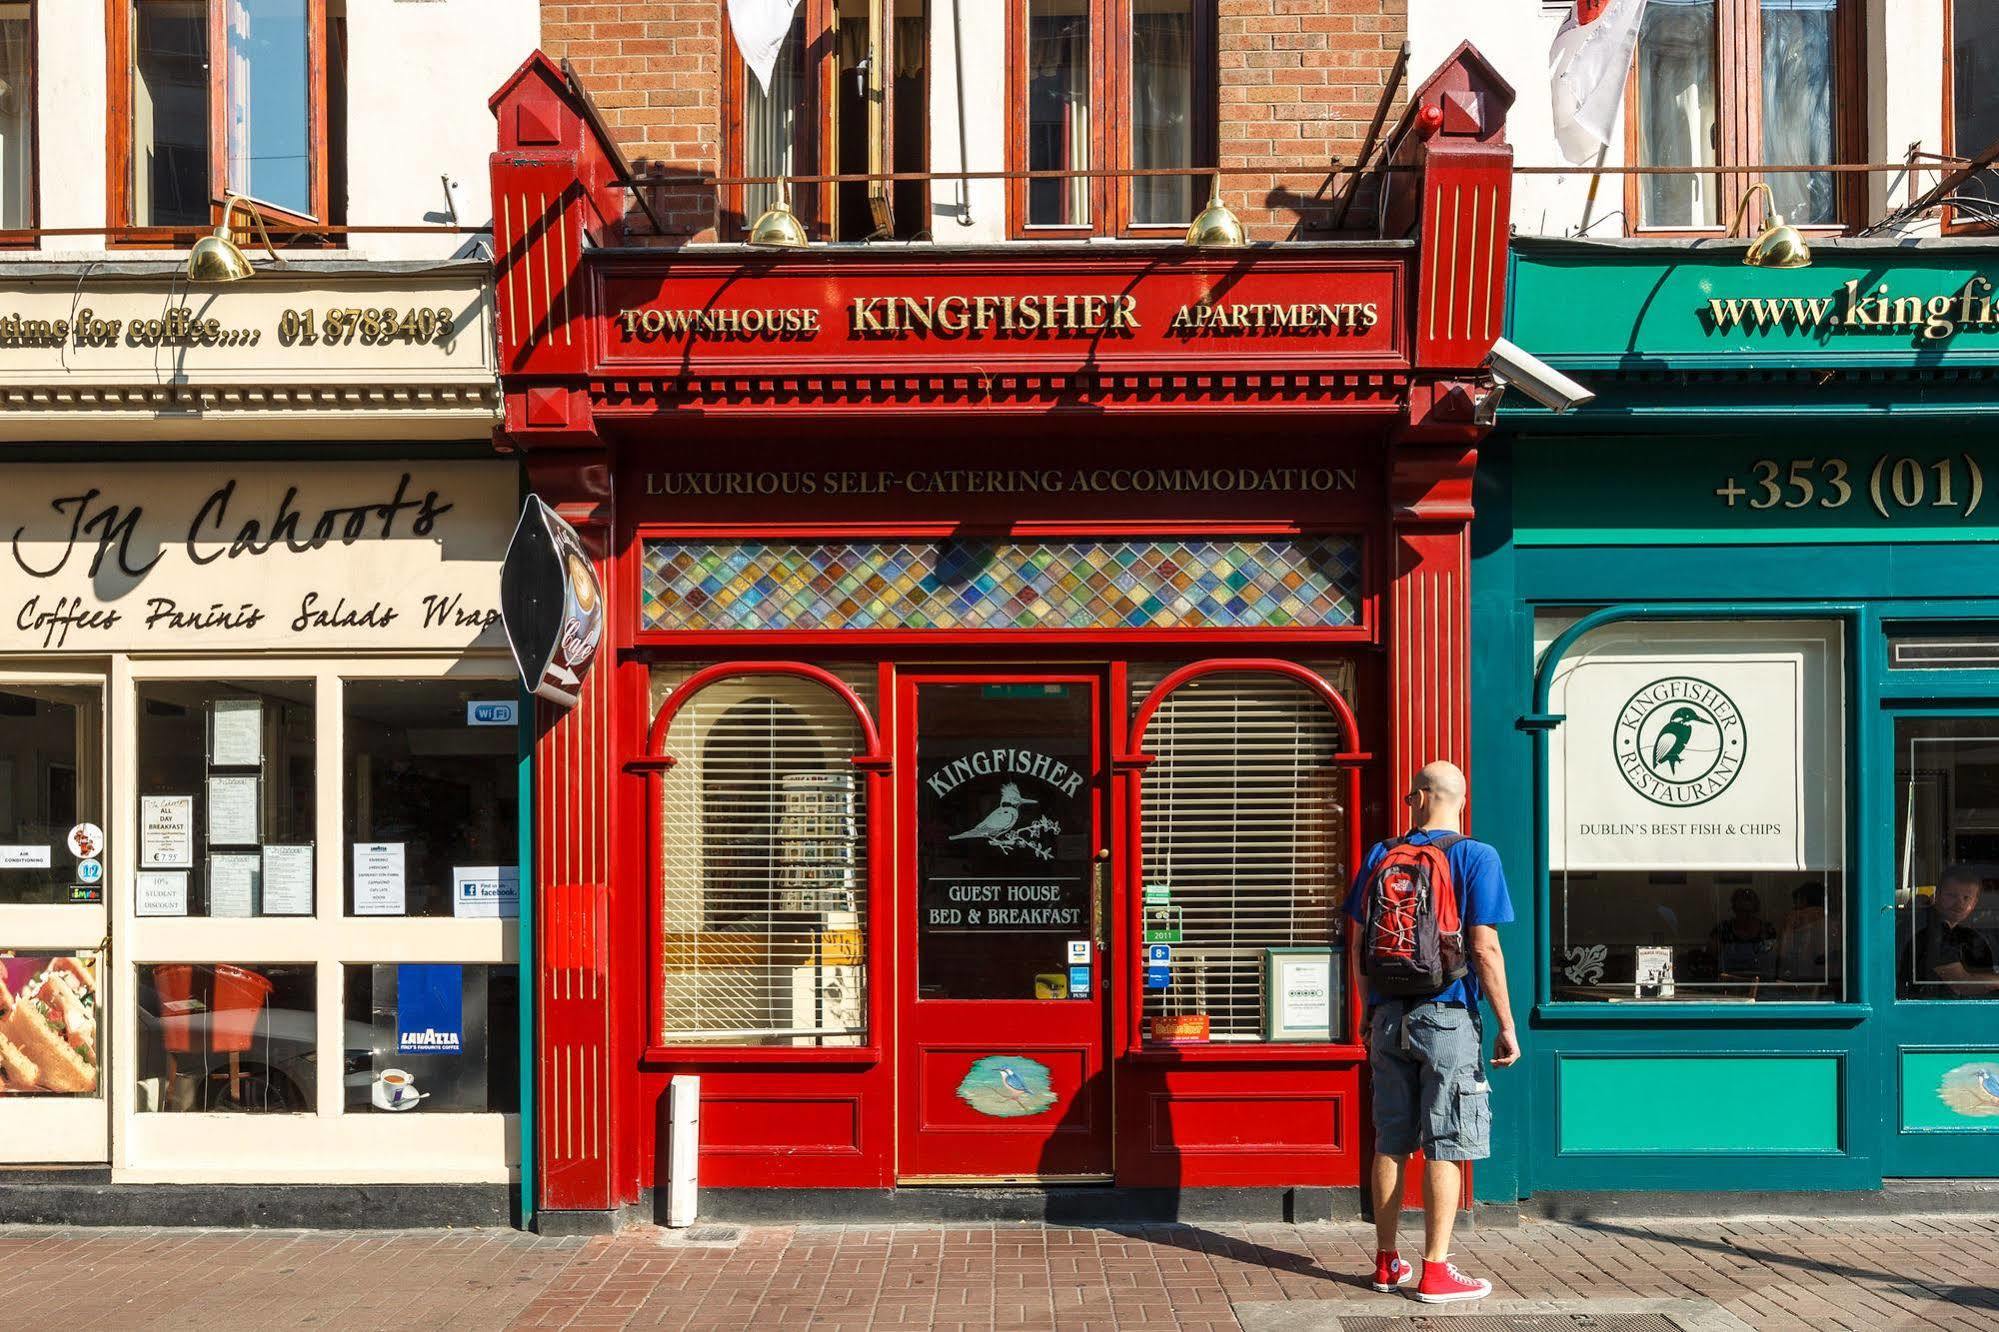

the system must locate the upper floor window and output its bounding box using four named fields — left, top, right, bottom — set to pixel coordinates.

left=1947, top=0, right=1999, bottom=229
left=1629, top=0, right=1861, bottom=233
left=723, top=0, right=929, bottom=242
left=113, top=0, right=343, bottom=237
left=1008, top=0, right=1215, bottom=237
left=0, top=3, right=32, bottom=234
